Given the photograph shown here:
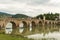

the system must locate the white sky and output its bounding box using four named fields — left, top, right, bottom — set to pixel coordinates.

left=0, top=0, right=60, bottom=17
